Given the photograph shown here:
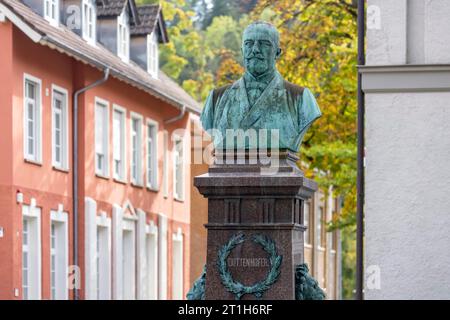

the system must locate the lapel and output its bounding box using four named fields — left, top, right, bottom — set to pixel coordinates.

left=239, top=72, right=284, bottom=129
